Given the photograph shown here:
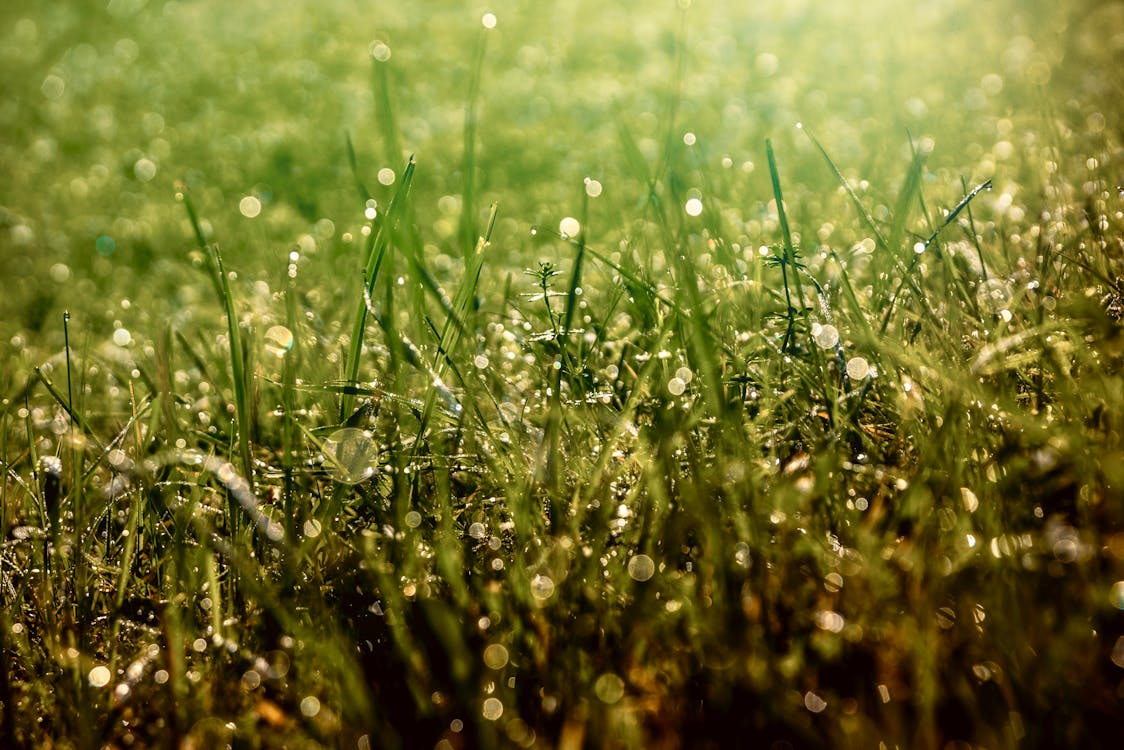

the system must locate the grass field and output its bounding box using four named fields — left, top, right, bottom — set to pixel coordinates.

left=2, top=0, right=1123, bottom=747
